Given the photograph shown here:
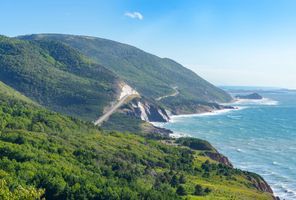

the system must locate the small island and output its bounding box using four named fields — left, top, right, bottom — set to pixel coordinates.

left=235, top=93, right=263, bottom=100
